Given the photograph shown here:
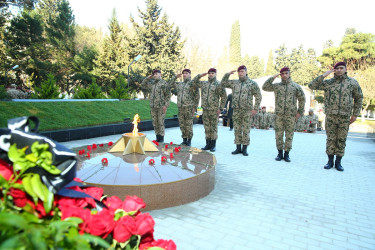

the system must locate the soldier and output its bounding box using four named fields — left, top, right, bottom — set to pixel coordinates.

left=256, top=106, right=272, bottom=129
left=305, top=109, right=319, bottom=133
left=140, top=69, right=171, bottom=142
left=224, top=93, right=233, bottom=131
left=308, top=62, right=363, bottom=171
left=251, top=109, right=259, bottom=128
left=221, top=65, right=262, bottom=156
left=169, top=69, right=200, bottom=146
left=262, top=67, right=306, bottom=162
left=193, top=68, right=227, bottom=152
left=295, top=115, right=306, bottom=132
